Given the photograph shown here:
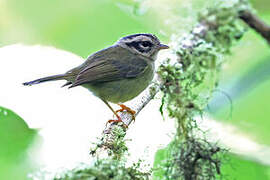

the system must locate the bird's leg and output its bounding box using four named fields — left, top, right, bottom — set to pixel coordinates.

left=116, top=104, right=136, bottom=122
left=102, top=99, right=127, bottom=127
